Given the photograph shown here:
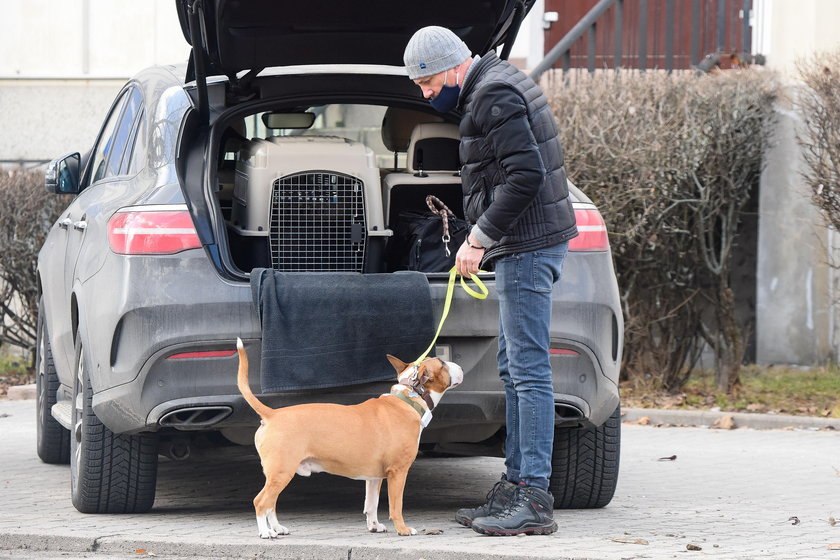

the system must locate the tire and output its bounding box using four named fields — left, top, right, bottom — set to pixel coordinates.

left=35, top=298, right=70, bottom=464
left=550, top=405, right=621, bottom=509
left=70, top=330, right=159, bottom=513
